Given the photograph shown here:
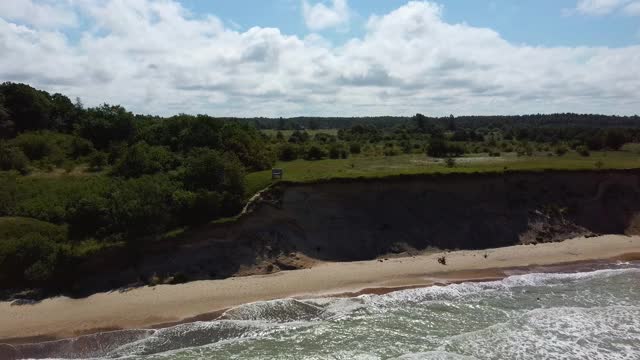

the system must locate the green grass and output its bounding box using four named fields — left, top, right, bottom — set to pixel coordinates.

left=246, top=150, right=640, bottom=196
left=0, top=217, right=68, bottom=241
left=261, top=129, right=339, bottom=137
